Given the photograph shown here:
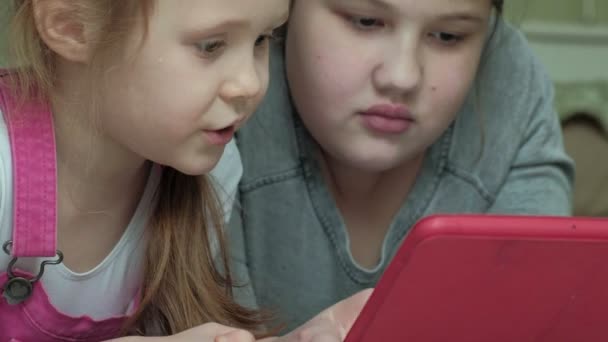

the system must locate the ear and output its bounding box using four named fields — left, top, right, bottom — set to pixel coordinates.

left=32, top=0, right=94, bottom=63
